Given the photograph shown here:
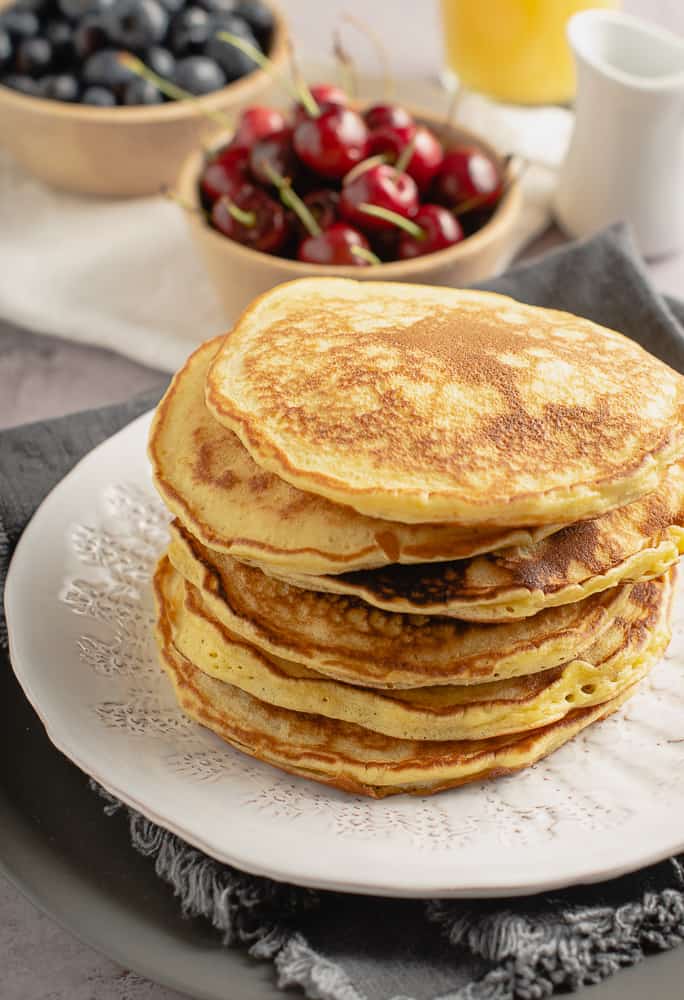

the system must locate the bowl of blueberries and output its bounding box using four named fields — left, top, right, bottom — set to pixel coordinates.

left=0, top=0, right=287, bottom=195
left=176, top=86, right=523, bottom=321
